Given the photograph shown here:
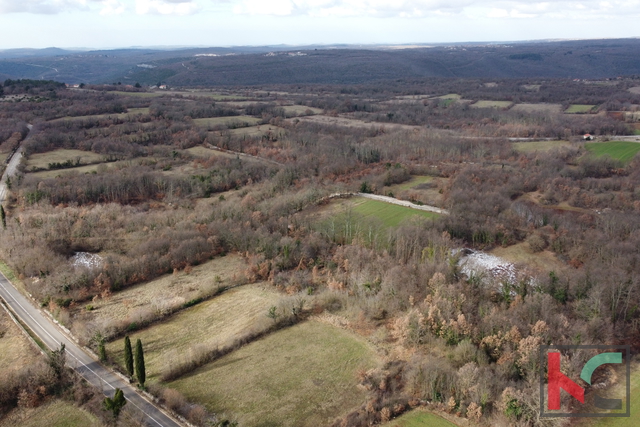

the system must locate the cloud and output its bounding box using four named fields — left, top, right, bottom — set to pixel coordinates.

left=0, top=0, right=87, bottom=14
left=227, top=0, right=640, bottom=19
left=135, top=0, right=200, bottom=14
left=0, top=0, right=200, bottom=14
